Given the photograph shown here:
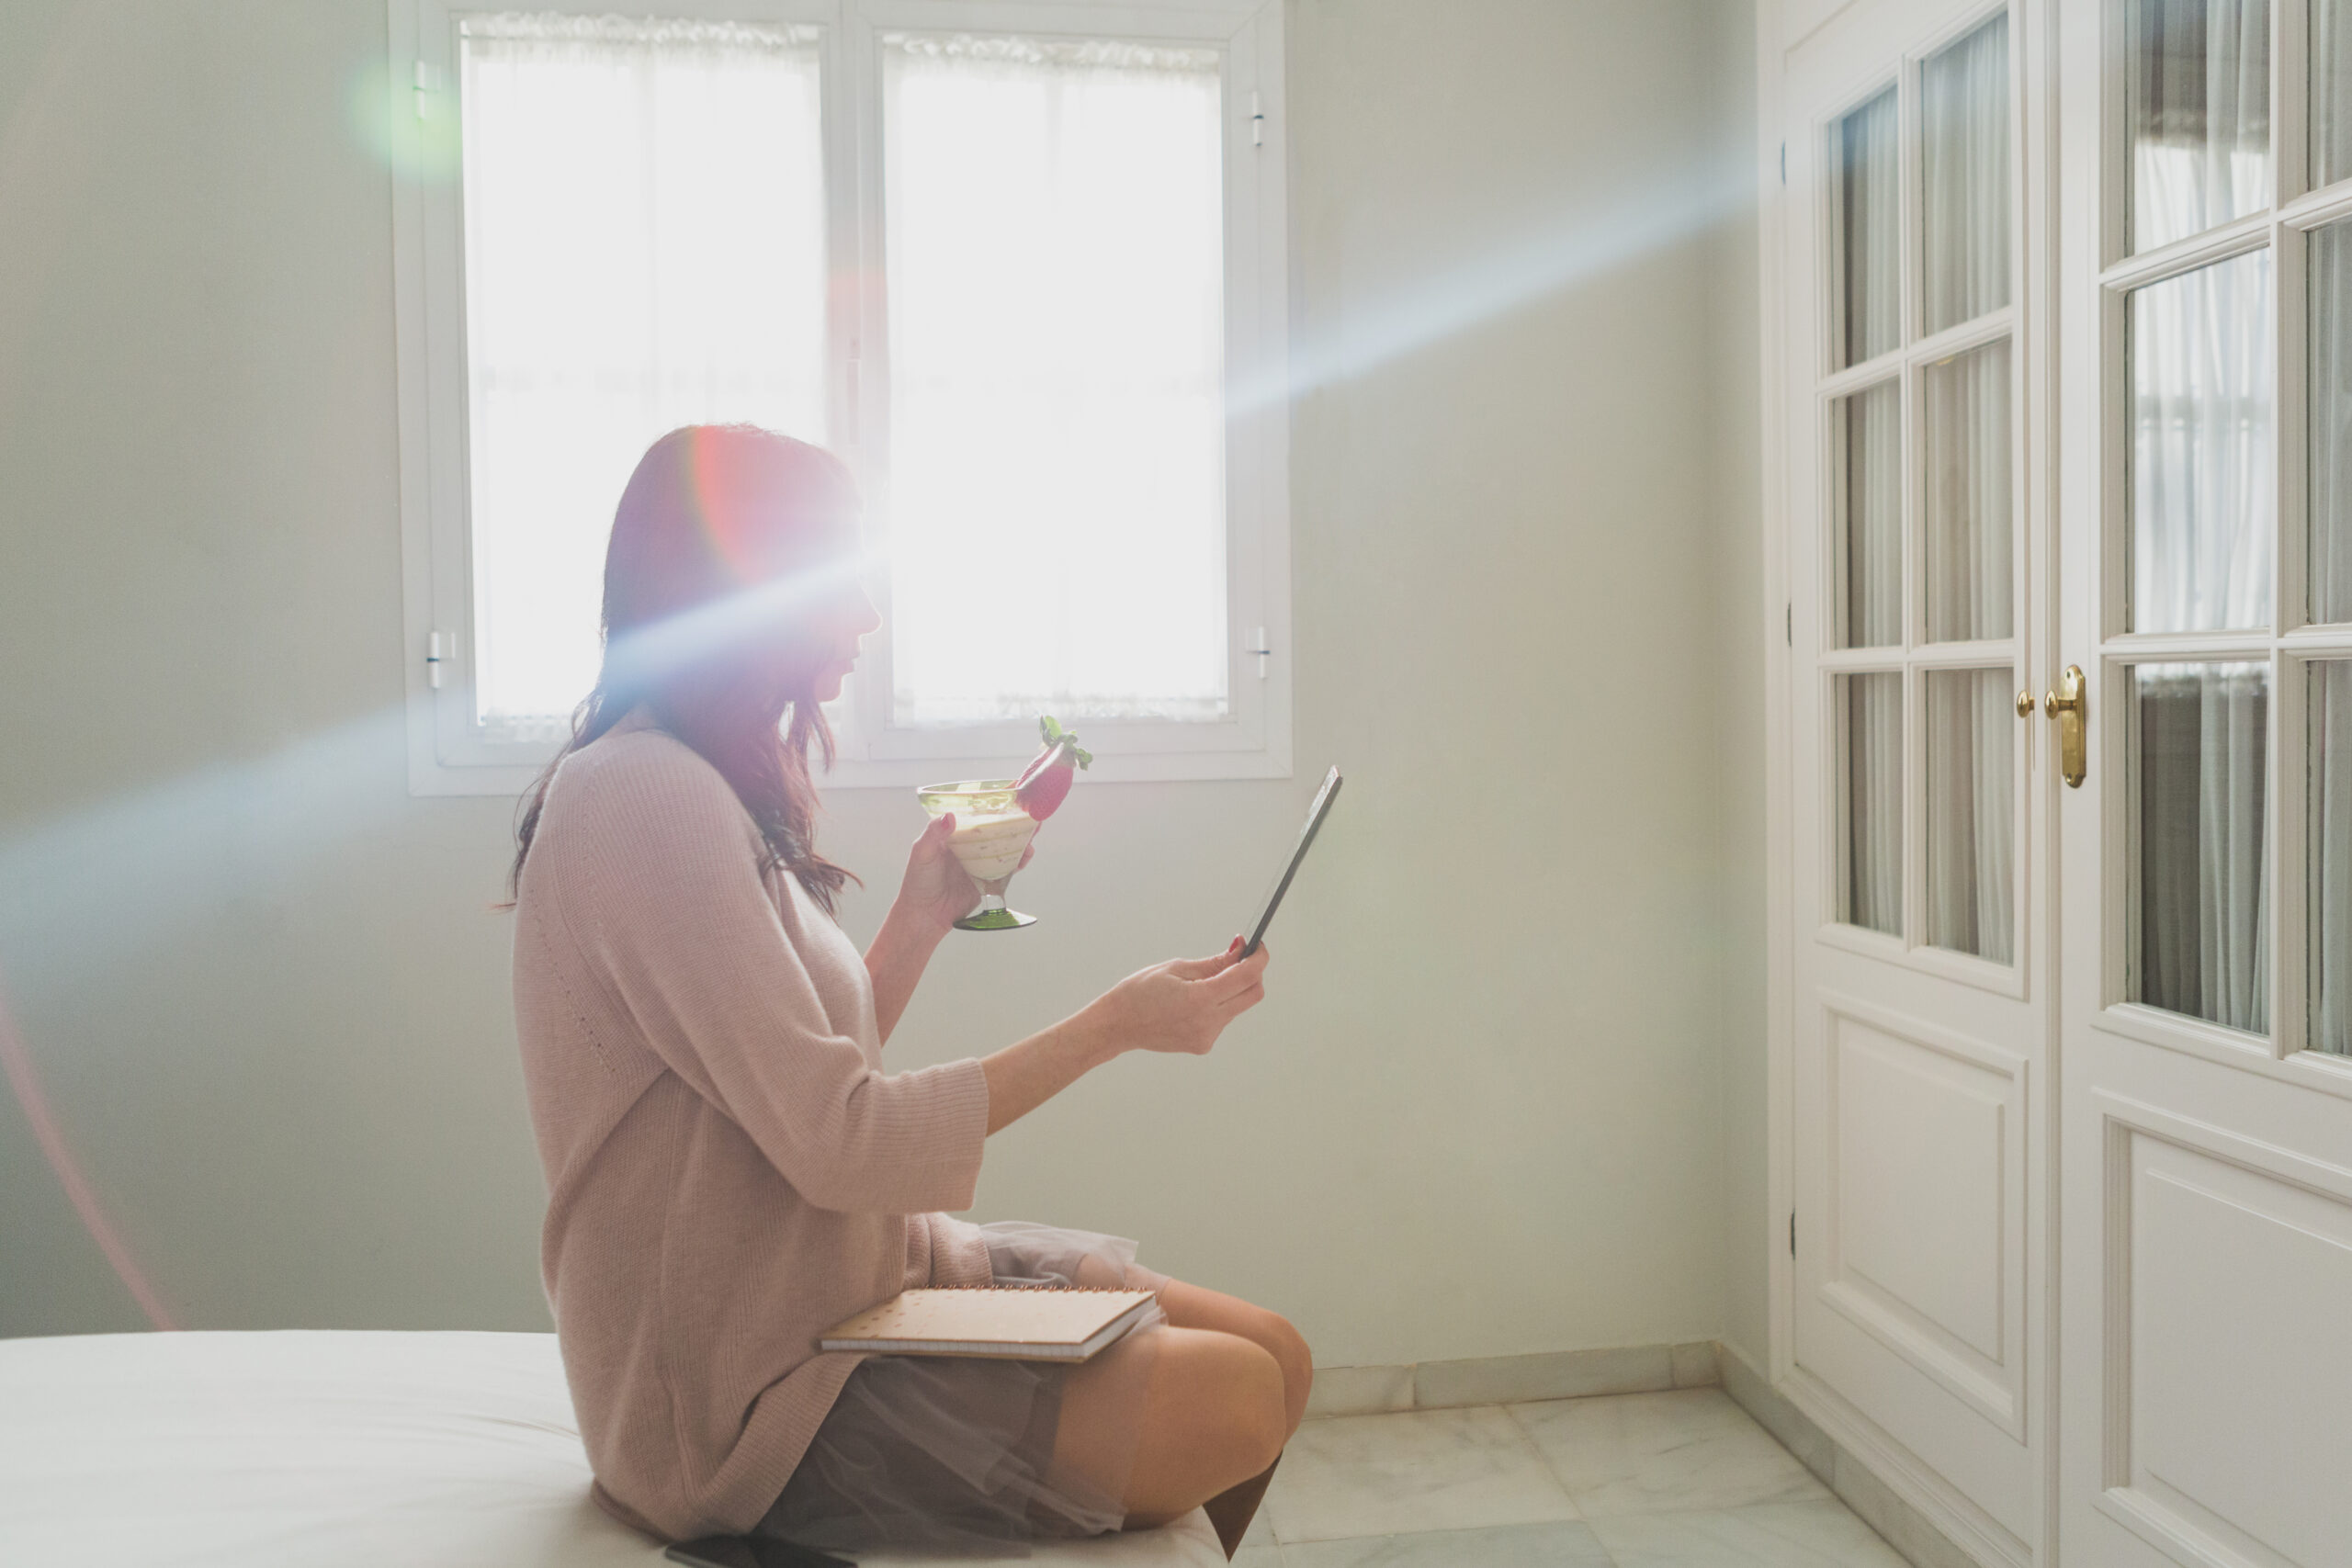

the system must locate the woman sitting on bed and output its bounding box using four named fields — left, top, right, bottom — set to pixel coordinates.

left=508, top=424, right=1306, bottom=1561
